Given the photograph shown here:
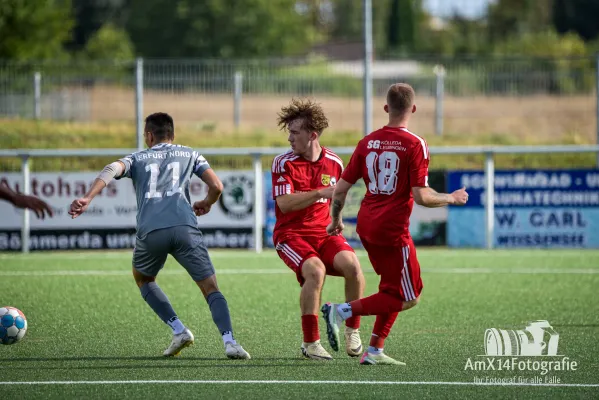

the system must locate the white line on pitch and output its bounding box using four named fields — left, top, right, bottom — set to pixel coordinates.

left=0, top=268, right=598, bottom=277
left=0, top=380, right=597, bottom=388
